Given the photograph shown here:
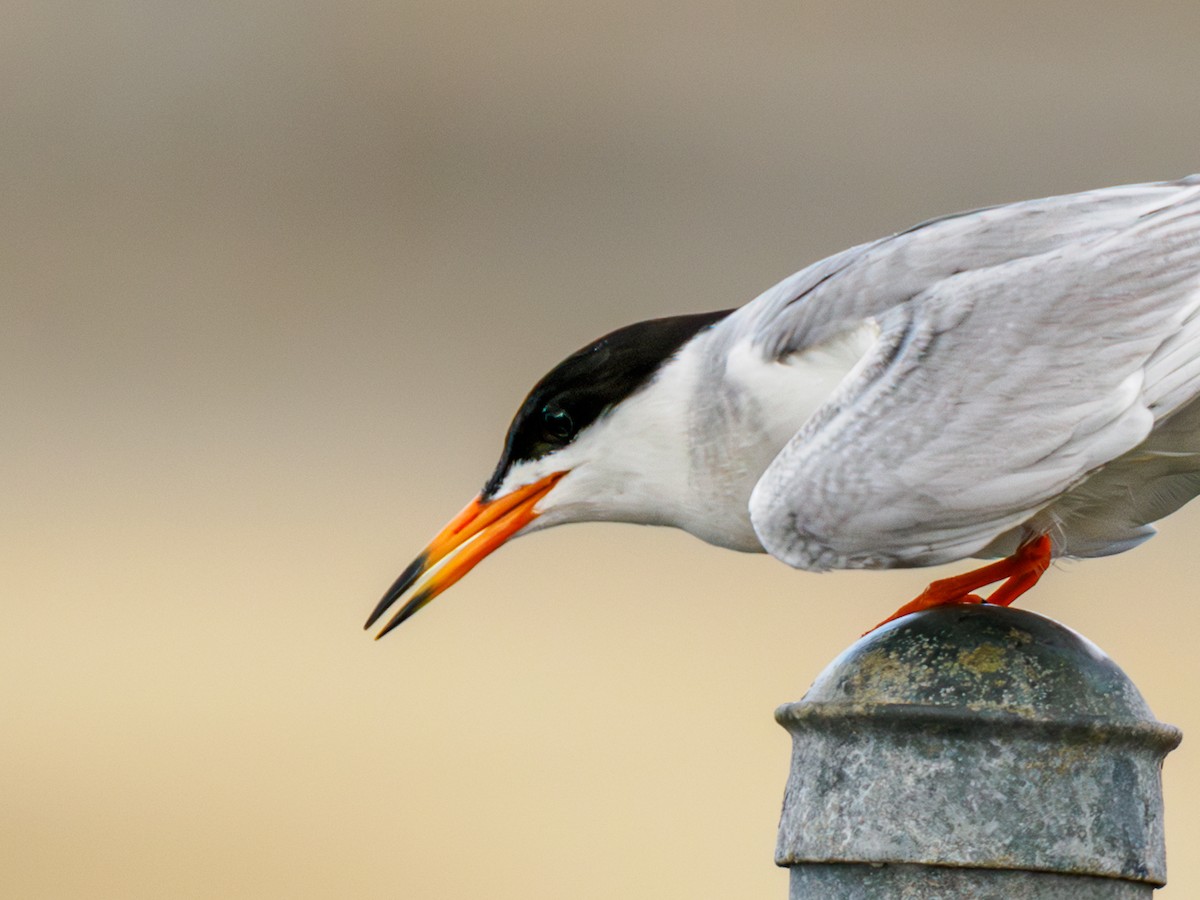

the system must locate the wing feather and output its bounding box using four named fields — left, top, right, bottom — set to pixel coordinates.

left=746, top=177, right=1200, bottom=570
left=735, top=176, right=1200, bottom=358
